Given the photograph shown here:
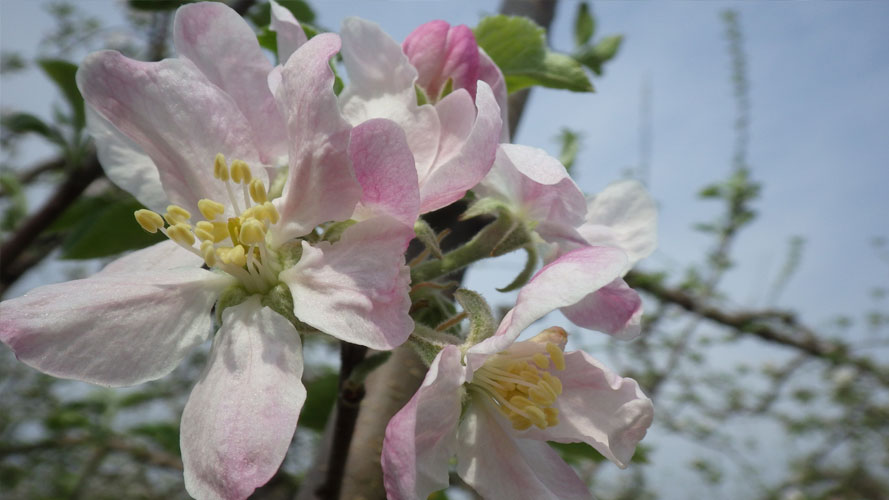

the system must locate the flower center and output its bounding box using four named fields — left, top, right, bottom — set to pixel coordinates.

left=470, top=332, right=567, bottom=431
left=133, top=154, right=281, bottom=294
